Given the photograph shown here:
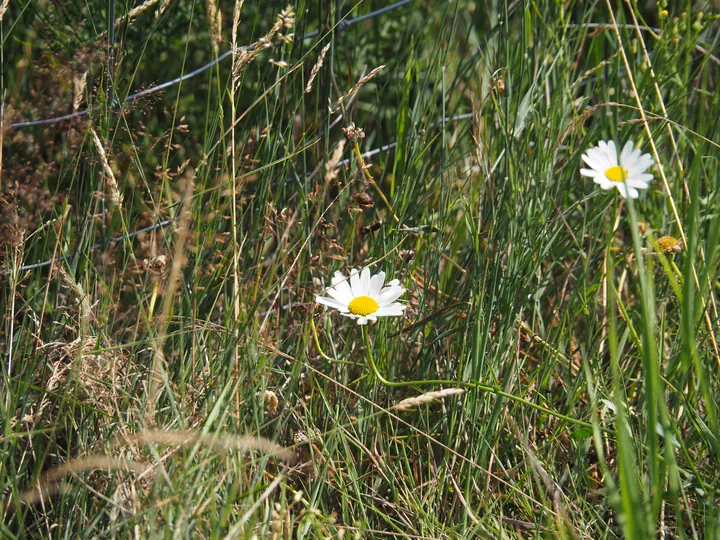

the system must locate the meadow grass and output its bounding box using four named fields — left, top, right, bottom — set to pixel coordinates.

left=1, top=0, right=719, bottom=537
